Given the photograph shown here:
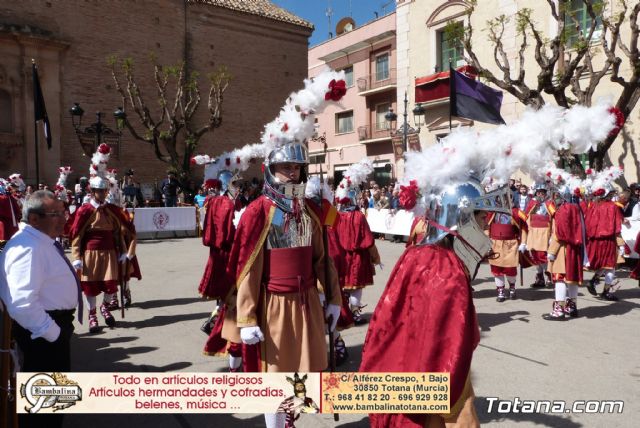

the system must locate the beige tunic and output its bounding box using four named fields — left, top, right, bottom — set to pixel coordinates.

left=71, top=207, right=135, bottom=283
left=227, top=217, right=341, bottom=372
